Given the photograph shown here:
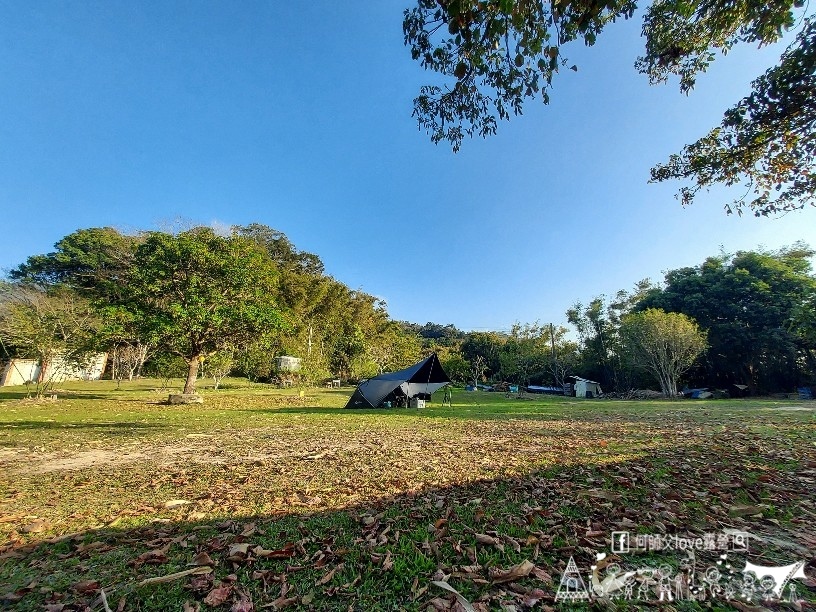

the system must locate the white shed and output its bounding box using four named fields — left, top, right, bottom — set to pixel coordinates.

left=0, top=353, right=108, bottom=386
left=274, top=356, right=302, bottom=372
left=0, top=359, right=41, bottom=386
left=571, top=376, right=602, bottom=398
